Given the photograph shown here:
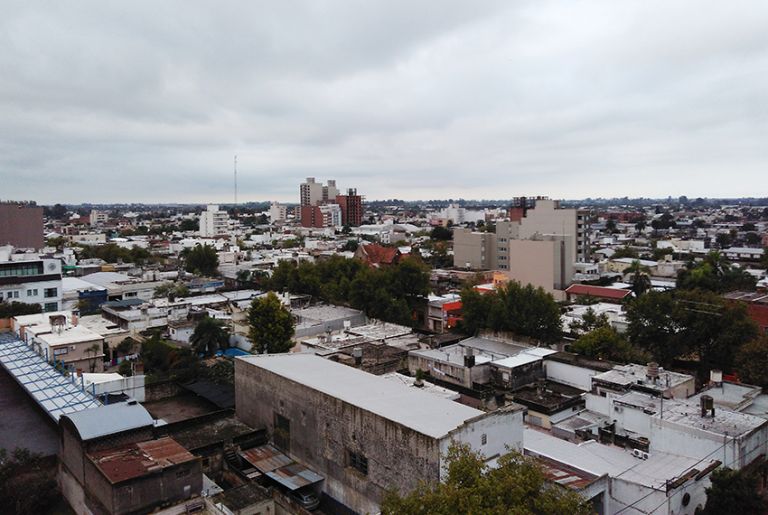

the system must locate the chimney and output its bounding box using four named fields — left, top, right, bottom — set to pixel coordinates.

left=700, top=395, right=715, bottom=418
left=352, top=347, right=363, bottom=367
left=463, top=347, right=475, bottom=368
left=710, top=369, right=723, bottom=386
left=72, top=309, right=79, bottom=327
